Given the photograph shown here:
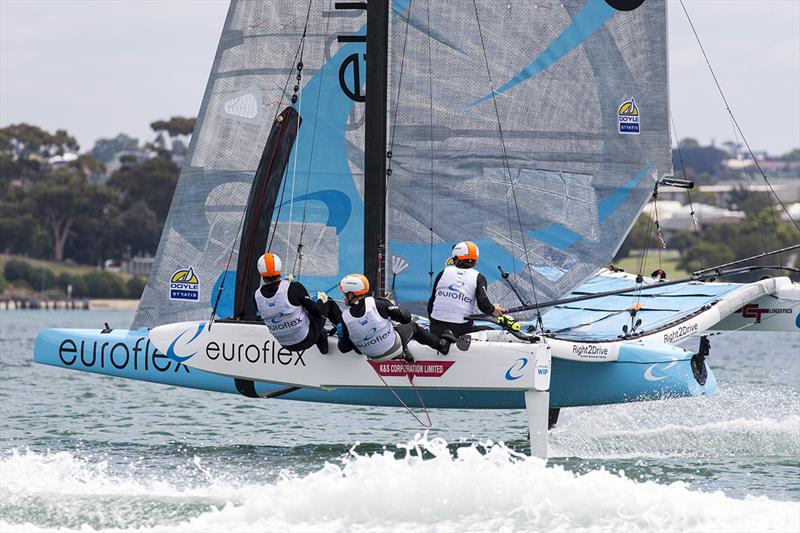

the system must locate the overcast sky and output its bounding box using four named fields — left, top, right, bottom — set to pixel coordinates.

left=1, top=0, right=798, bottom=155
